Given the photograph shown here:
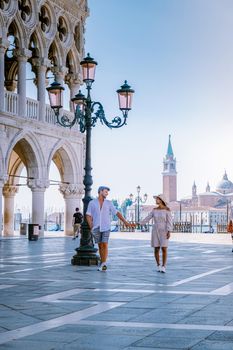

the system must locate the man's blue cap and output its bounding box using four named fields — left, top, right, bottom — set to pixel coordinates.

left=98, top=186, right=110, bottom=193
